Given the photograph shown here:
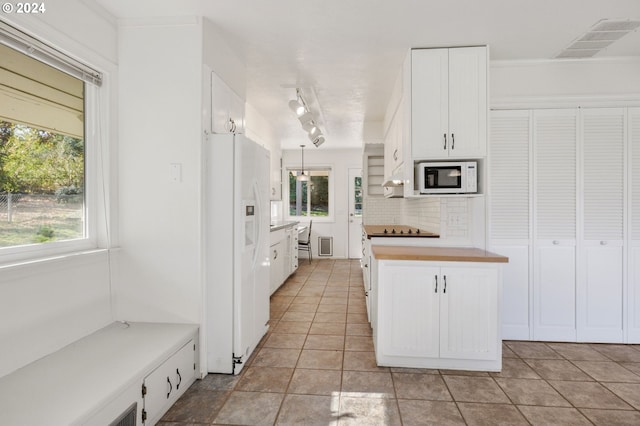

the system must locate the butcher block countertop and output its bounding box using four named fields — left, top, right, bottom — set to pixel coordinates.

left=372, top=245, right=509, bottom=263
